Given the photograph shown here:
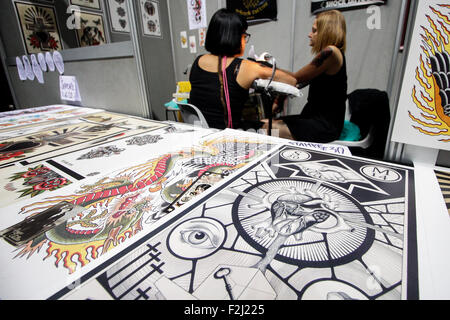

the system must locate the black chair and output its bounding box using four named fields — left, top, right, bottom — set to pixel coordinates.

left=335, top=89, right=391, bottom=160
